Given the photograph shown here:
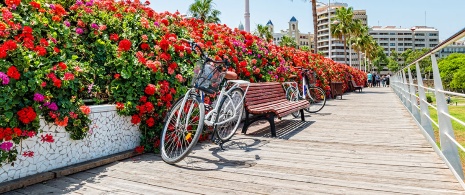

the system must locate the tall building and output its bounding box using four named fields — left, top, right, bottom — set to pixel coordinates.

left=316, top=3, right=367, bottom=69
left=439, top=40, right=465, bottom=58
left=268, top=17, right=313, bottom=50
left=369, top=26, right=439, bottom=73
